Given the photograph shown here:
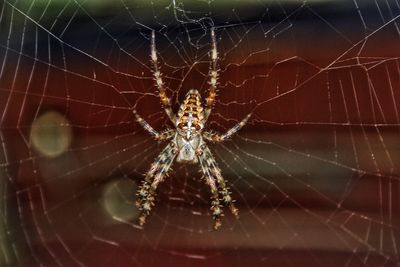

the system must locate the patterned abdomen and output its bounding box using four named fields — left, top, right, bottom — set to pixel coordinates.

left=176, top=89, right=204, bottom=137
